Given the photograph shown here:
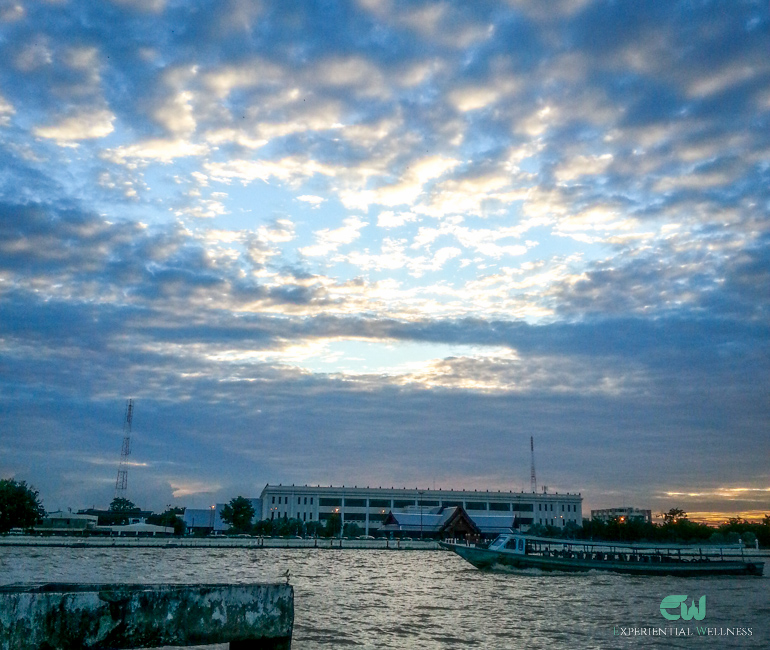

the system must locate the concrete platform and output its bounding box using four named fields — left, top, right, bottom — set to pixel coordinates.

left=0, top=582, right=293, bottom=650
